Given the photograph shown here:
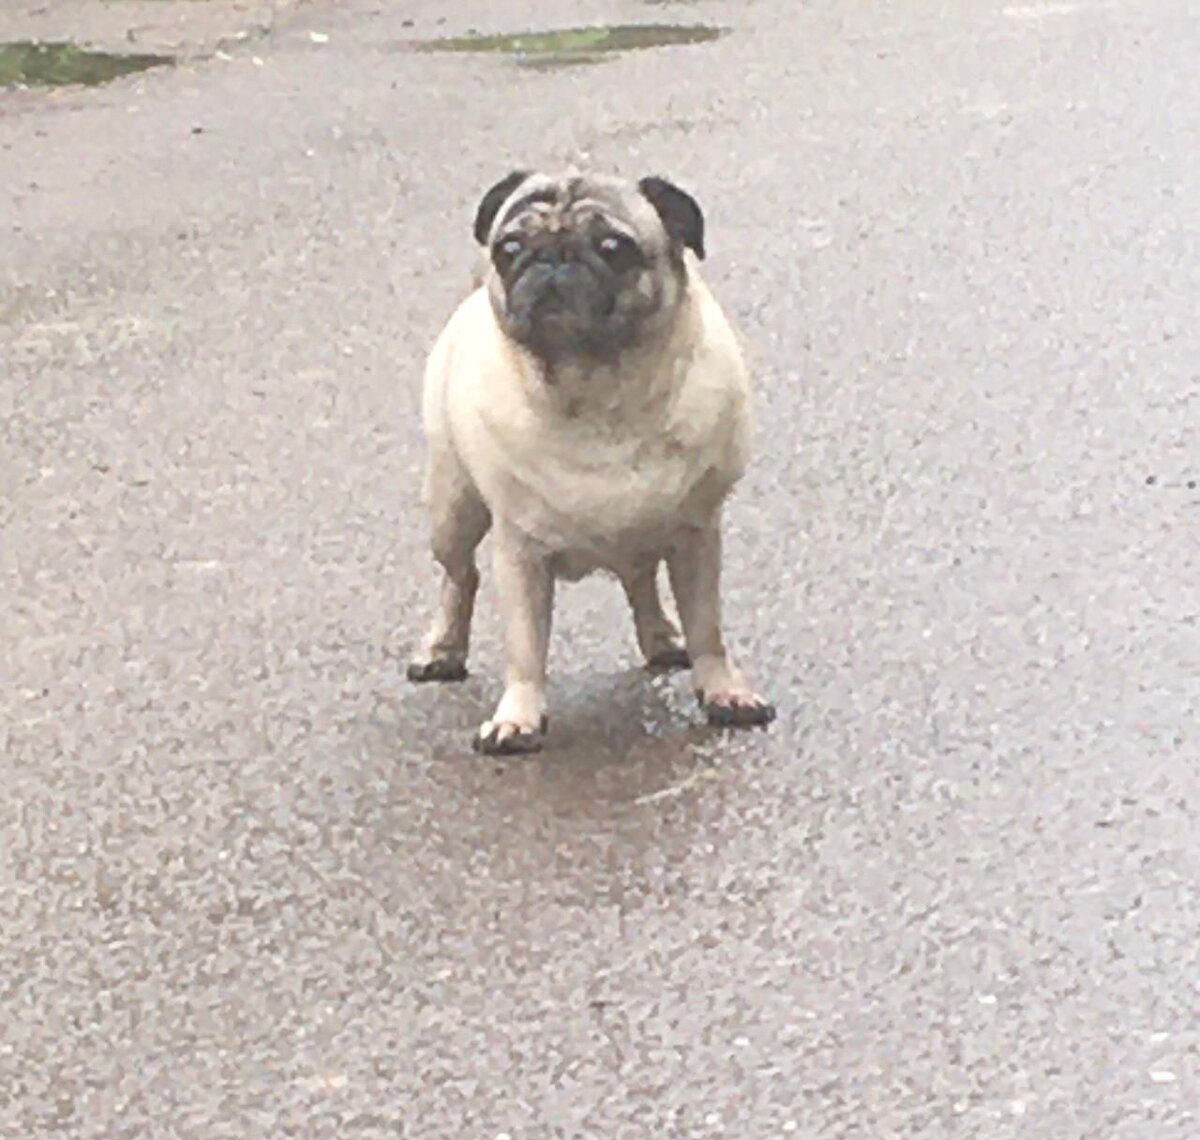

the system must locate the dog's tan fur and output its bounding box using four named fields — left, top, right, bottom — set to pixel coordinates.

left=409, top=171, right=773, bottom=752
